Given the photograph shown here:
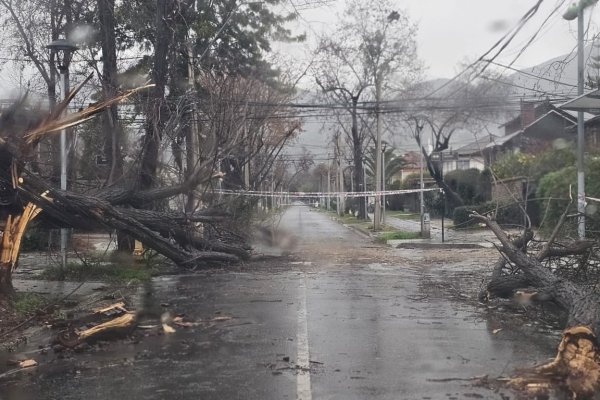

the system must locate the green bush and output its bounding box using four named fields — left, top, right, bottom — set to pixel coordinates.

left=41, top=259, right=153, bottom=283
left=21, top=228, right=50, bottom=251
left=536, top=156, right=600, bottom=237
left=445, top=168, right=491, bottom=205
left=530, top=146, right=576, bottom=181
left=400, top=172, right=421, bottom=190
left=453, top=201, right=526, bottom=228
left=492, top=152, right=535, bottom=180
